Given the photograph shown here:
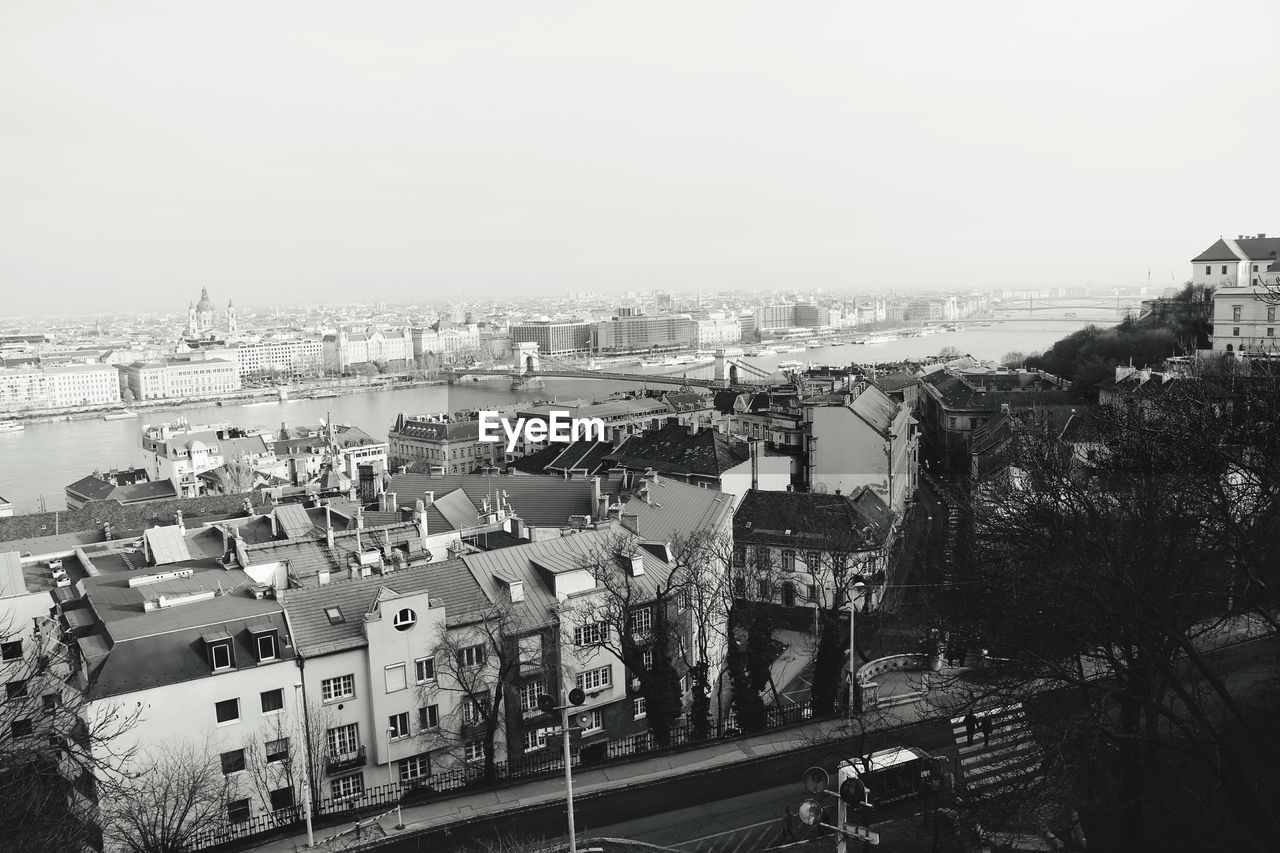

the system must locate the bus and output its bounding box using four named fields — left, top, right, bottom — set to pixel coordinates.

left=838, top=746, right=938, bottom=811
